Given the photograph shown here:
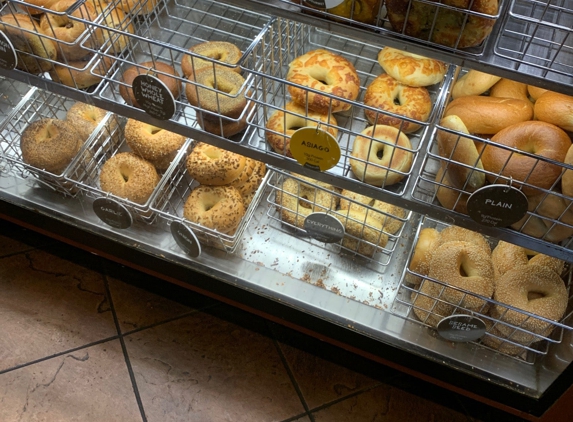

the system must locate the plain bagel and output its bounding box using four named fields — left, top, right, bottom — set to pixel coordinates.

left=534, top=91, right=573, bottom=132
